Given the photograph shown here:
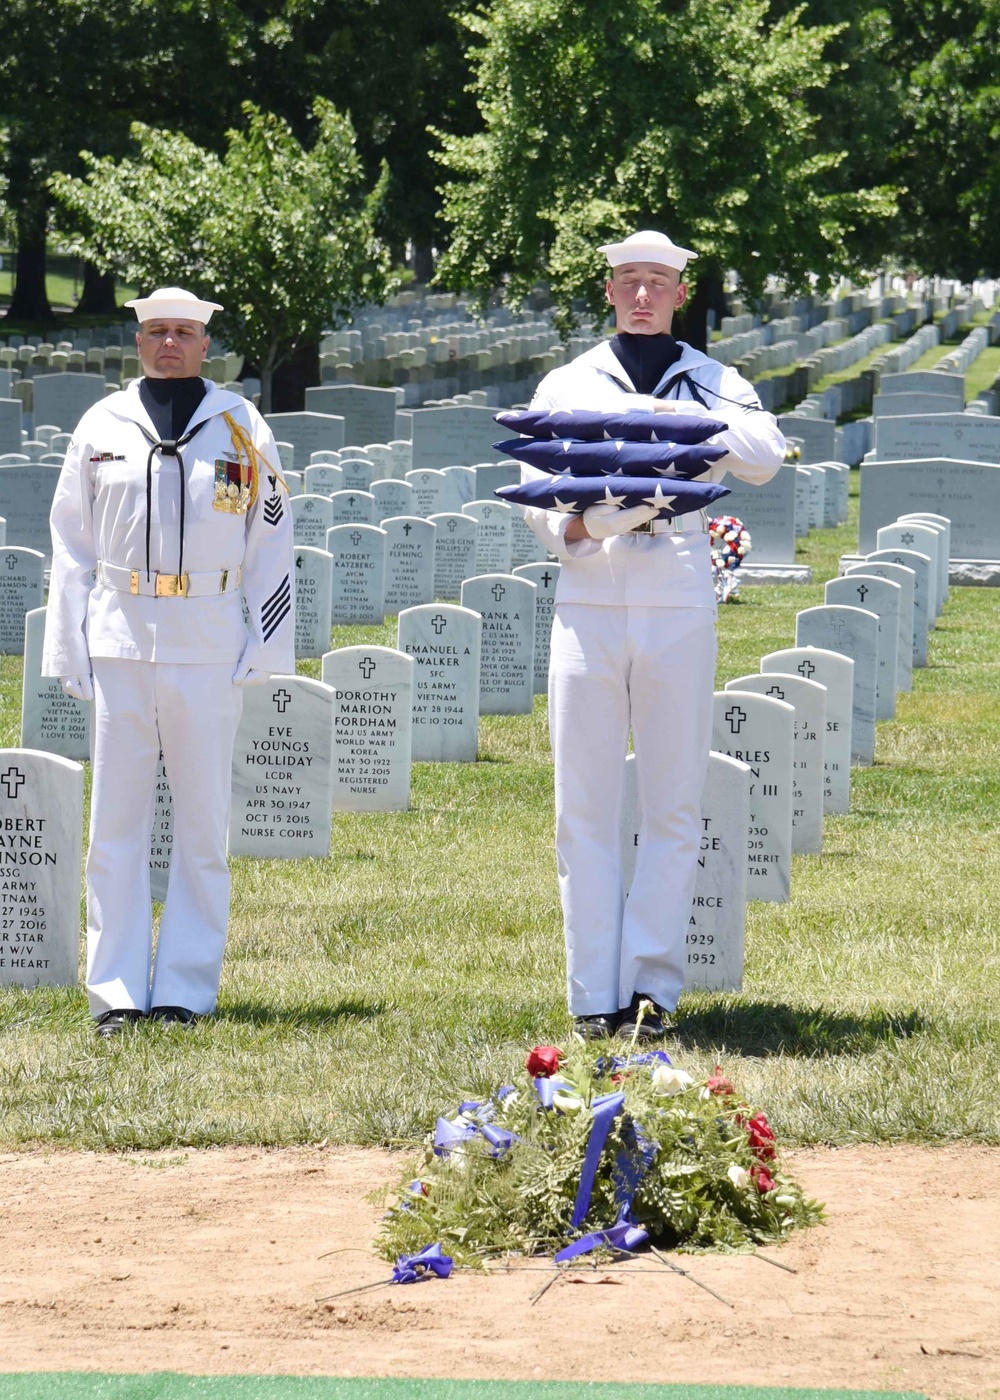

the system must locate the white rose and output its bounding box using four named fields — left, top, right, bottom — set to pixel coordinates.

left=552, top=1090, right=584, bottom=1115
left=727, top=1163, right=750, bottom=1190
left=651, top=1064, right=695, bottom=1096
